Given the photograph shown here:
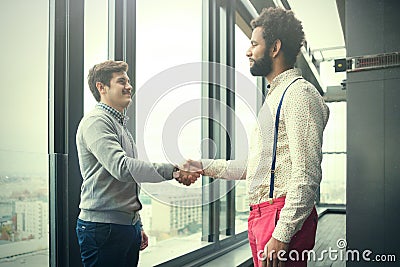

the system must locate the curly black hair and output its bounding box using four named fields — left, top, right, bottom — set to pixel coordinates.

left=251, top=7, right=305, bottom=67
